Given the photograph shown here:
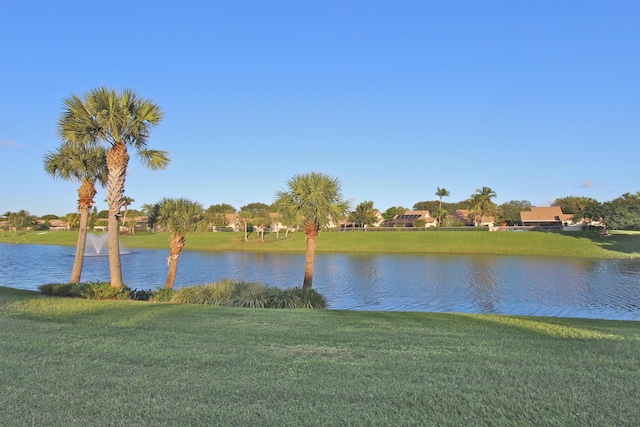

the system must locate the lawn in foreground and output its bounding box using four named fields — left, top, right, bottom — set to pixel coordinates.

left=2, top=287, right=639, bottom=426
